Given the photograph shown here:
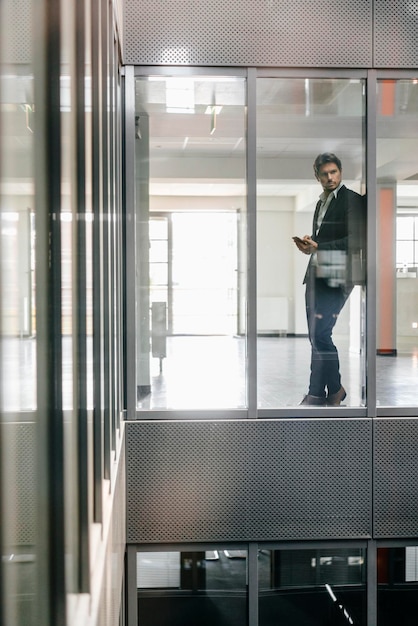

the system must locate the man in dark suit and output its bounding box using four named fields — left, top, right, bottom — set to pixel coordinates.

left=293, top=153, right=366, bottom=406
